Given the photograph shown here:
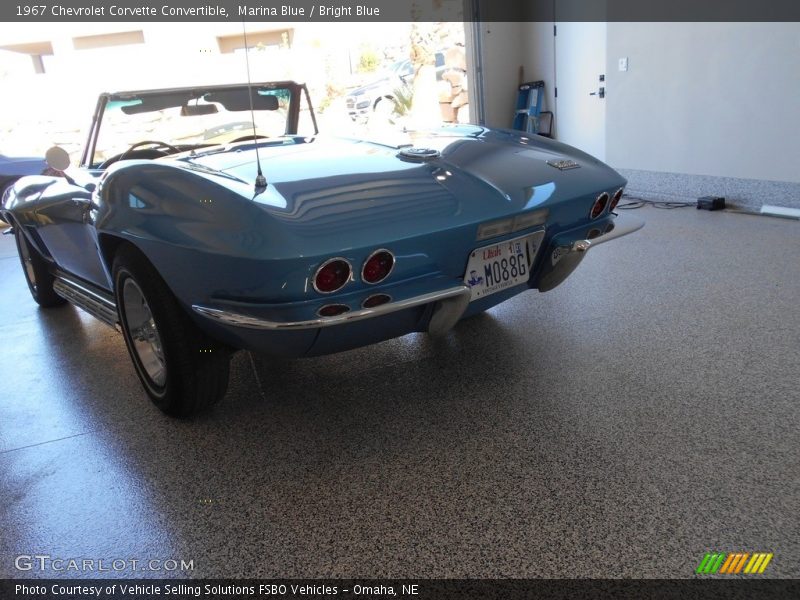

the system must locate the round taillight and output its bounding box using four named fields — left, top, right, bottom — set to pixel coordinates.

left=361, top=249, right=395, bottom=284
left=318, top=304, right=350, bottom=317
left=609, top=188, right=624, bottom=212
left=590, top=192, right=609, bottom=219
left=362, top=294, right=391, bottom=309
left=313, top=258, right=351, bottom=294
